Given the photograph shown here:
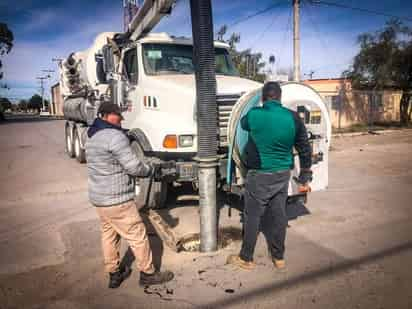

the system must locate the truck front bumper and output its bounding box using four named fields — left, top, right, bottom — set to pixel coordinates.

left=176, top=159, right=228, bottom=182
